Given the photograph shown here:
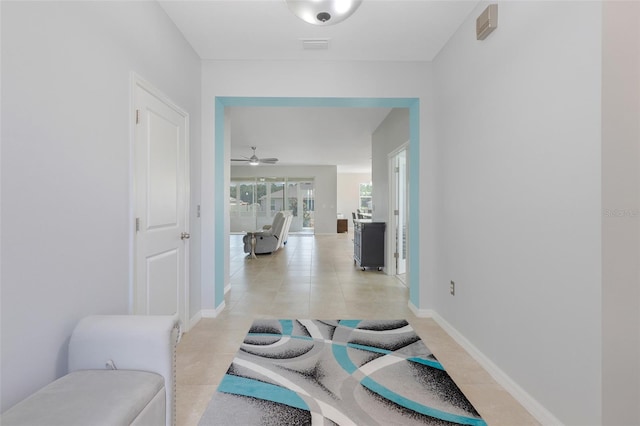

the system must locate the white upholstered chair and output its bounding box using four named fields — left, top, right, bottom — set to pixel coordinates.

left=243, top=211, right=292, bottom=255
